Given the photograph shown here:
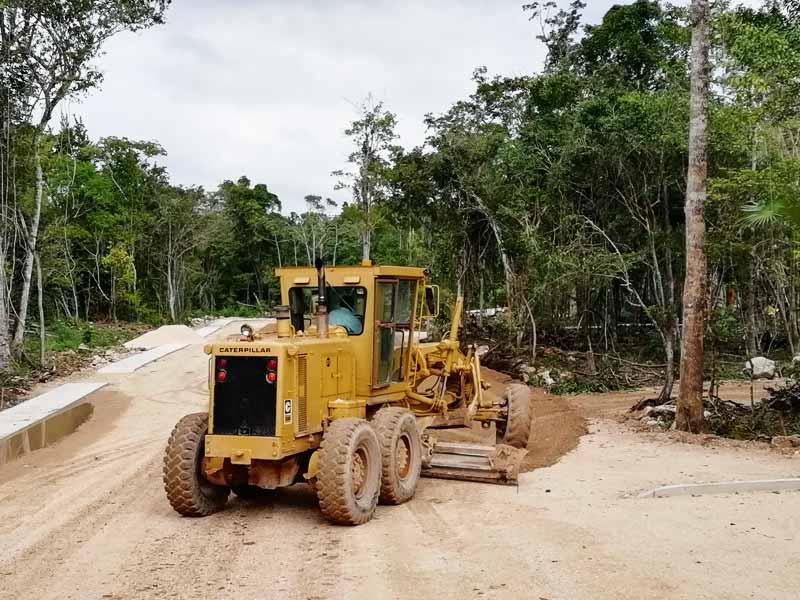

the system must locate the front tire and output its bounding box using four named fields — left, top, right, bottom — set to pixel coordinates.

left=496, top=384, right=533, bottom=449
left=316, top=418, right=381, bottom=525
left=372, top=408, right=422, bottom=505
left=163, top=413, right=229, bottom=517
